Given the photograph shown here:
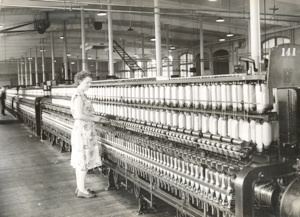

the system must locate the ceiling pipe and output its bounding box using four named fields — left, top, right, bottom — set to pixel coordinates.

left=0, top=22, right=34, bottom=34
left=3, top=2, right=300, bottom=20
left=14, top=0, right=300, bottom=19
